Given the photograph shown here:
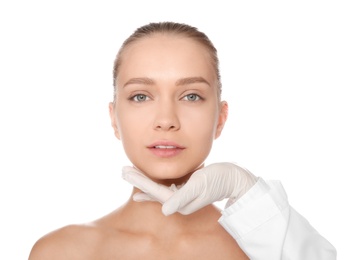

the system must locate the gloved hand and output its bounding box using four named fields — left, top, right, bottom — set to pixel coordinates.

left=122, top=162, right=258, bottom=216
